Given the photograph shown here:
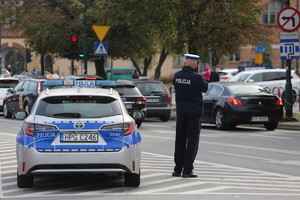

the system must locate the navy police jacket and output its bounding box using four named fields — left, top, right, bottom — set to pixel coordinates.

left=173, top=66, right=208, bottom=115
